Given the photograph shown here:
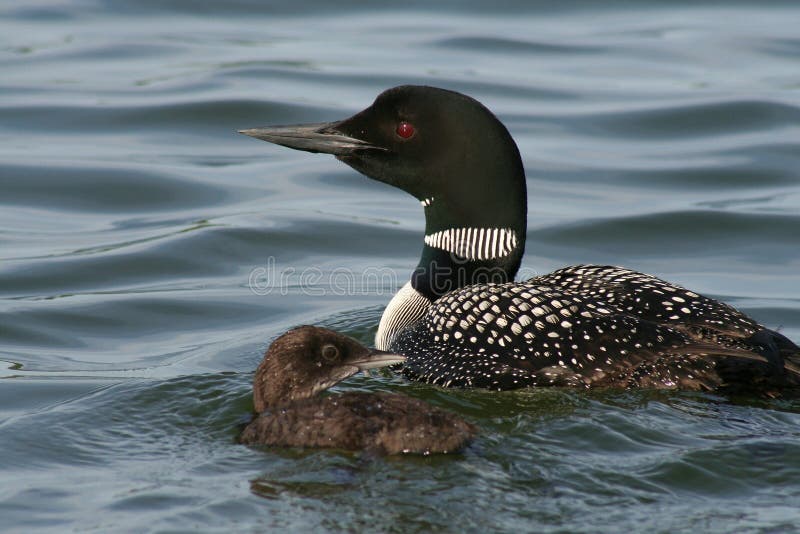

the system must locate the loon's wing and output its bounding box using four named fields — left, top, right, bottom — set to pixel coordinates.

left=535, top=265, right=800, bottom=378
left=533, top=264, right=762, bottom=339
